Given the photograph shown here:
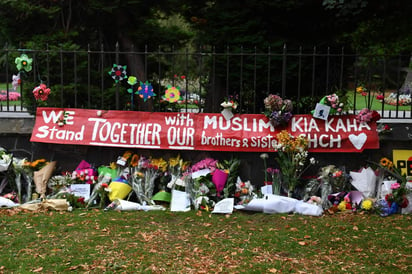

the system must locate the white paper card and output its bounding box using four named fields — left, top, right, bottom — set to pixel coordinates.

left=313, top=103, right=330, bottom=120
left=212, top=198, right=234, bottom=214
left=191, top=169, right=211, bottom=179
left=70, top=184, right=91, bottom=200
left=261, top=185, right=273, bottom=195
left=221, top=108, right=234, bottom=120
left=170, top=189, right=191, bottom=212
